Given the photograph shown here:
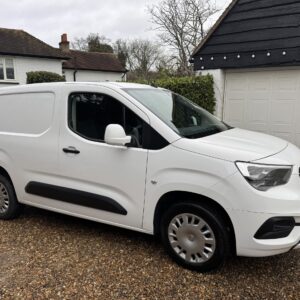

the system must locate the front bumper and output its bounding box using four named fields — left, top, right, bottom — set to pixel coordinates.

left=291, top=241, right=300, bottom=251
left=232, top=211, right=300, bottom=257
left=211, top=171, right=300, bottom=257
